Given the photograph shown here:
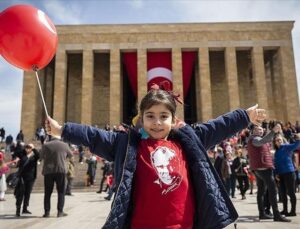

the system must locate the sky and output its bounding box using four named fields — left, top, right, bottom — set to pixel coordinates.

left=0, top=0, right=300, bottom=138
